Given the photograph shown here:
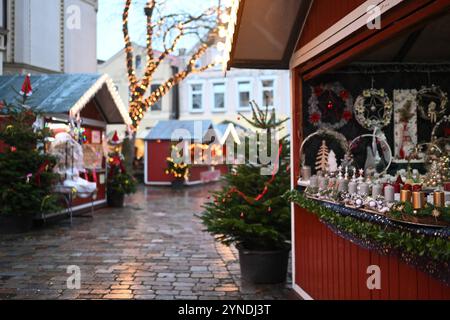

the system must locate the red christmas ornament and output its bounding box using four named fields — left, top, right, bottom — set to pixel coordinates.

left=20, top=74, right=33, bottom=97
left=444, top=127, right=450, bottom=137
left=10, top=146, right=17, bottom=152
left=403, top=184, right=412, bottom=191
left=309, top=113, right=321, bottom=124
left=327, top=101, right=333, bottom=109
left=268, top=207, right=272, bottom=213
left=339, top=90, right=349, bottom=101
left=342, top=111, right=353, bottom=121
left=240, top=212, right=245, bottom=219
left=314, top=86, right=323, bottom=97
